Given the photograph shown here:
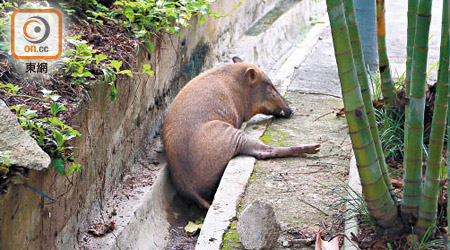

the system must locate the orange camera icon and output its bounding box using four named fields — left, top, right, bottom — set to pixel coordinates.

left=11, top=9, right=62, bottom=60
